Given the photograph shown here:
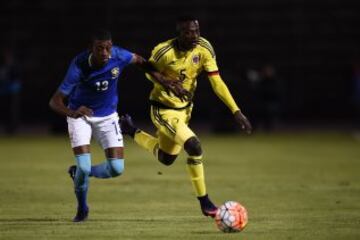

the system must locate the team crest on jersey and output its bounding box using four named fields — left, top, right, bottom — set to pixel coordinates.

left=192, top=54, right=200, bottom=64
left=111, top=67, right=120, bottom=79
